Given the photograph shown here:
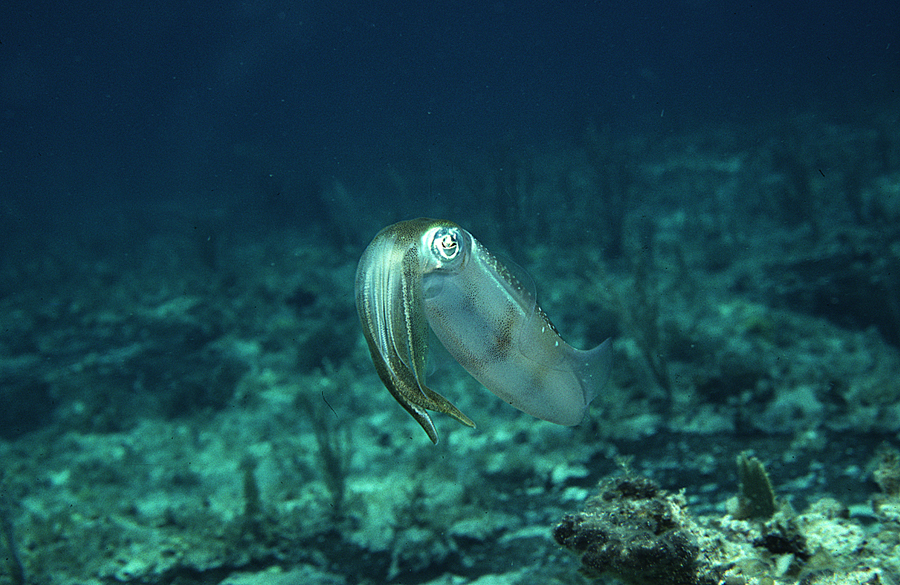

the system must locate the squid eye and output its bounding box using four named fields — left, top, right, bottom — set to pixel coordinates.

left=431, top=228, right=460, bottom=261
